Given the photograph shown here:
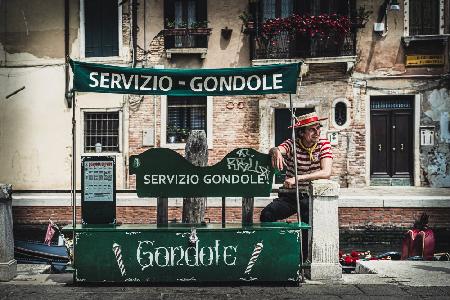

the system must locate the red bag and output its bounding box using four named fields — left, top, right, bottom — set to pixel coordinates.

left=401, top=228, right=435, bottom=260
